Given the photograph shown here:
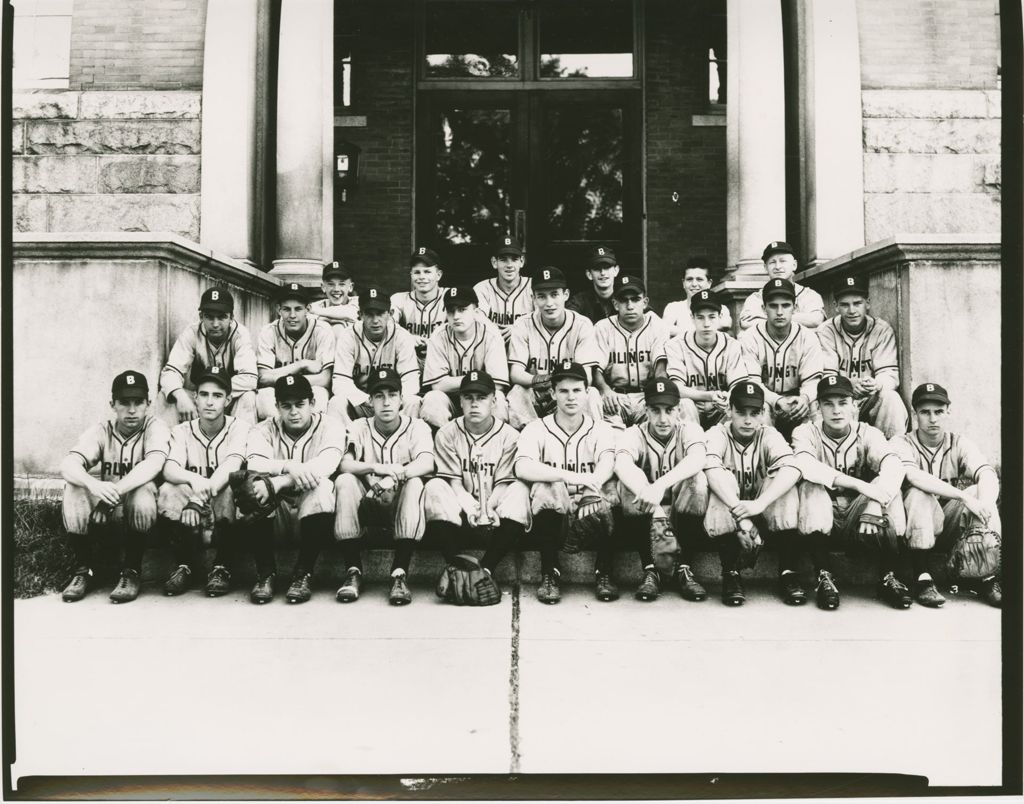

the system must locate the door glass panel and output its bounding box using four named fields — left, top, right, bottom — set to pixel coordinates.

left=424, top=4, right=519, bottom=78
left=539, top=0, right=633, bottom=78
left=543, top=106, right=624, bottom=242
left=433, top=108, right=513, bottom=245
